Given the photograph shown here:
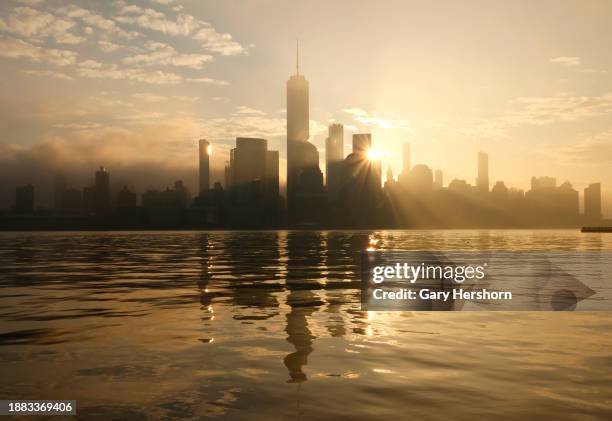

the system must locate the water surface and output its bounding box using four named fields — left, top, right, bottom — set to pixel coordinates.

left=1, top=230, right=611, bottom=419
